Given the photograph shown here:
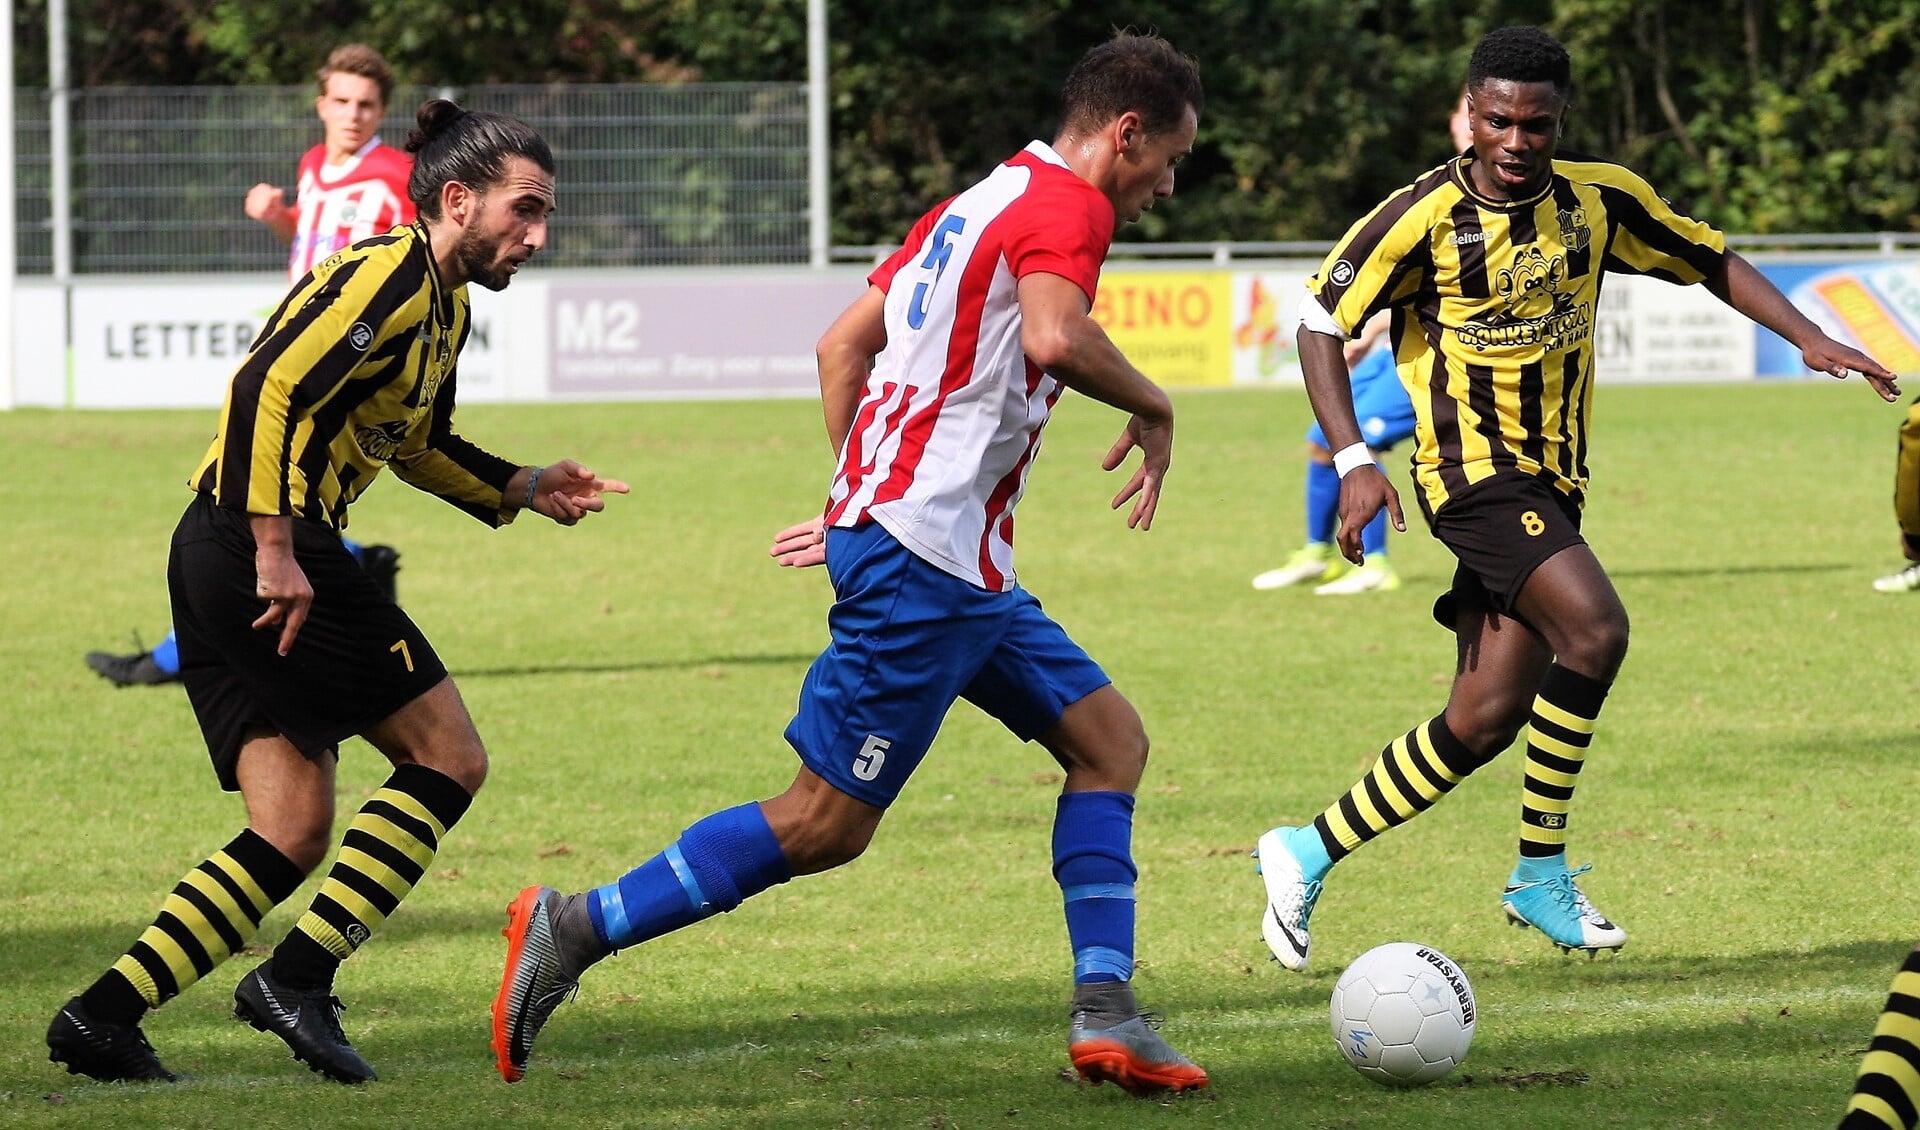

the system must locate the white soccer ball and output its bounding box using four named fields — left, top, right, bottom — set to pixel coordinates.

left=1328, top=942, right=1476, bottom=1087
